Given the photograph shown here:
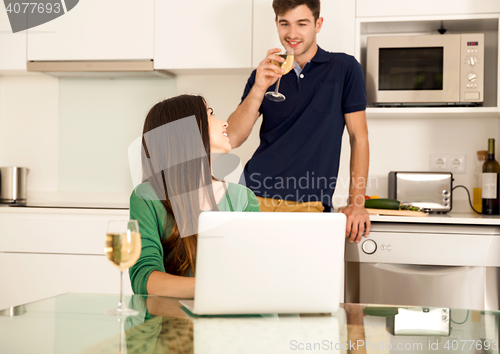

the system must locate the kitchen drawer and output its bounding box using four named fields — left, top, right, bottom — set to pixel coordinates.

left=0, top=210, right=128, bottom=254
left=0, top=253, right=132, bottom=310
